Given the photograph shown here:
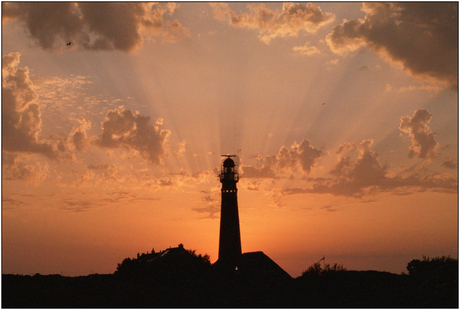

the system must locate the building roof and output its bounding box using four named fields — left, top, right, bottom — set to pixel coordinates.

left=212, top=251, right=292, bottom=284
left=236, top=251, right=292, bottom=281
